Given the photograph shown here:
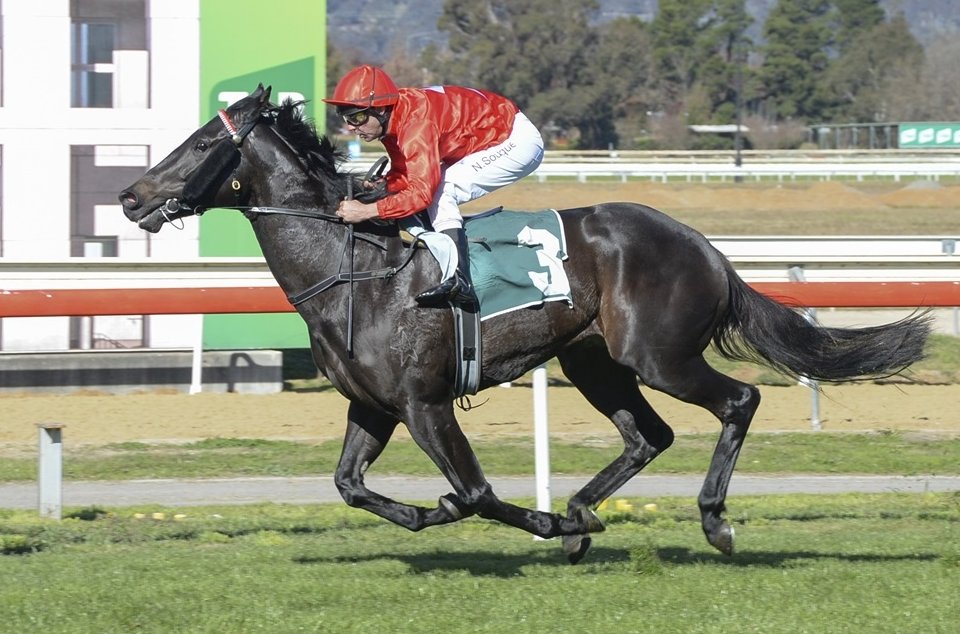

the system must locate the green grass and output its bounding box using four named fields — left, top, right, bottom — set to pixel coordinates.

left=1, top=493, right=957, bottom=632
left=1, top=431, right=958, bottom=482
